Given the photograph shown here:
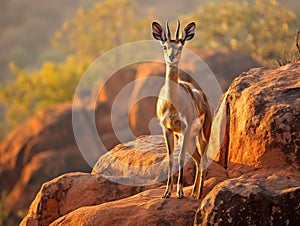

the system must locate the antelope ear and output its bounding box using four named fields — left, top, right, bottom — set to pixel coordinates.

left=152, top=21, right=166, bottom=42
left=182, top=22, right=195, bottom=43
